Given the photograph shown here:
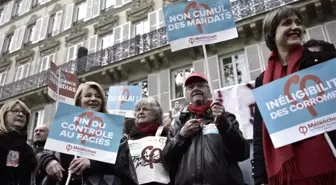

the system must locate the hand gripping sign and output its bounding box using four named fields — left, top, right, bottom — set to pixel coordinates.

left=44, top=103, right=125, bottom=164
left=253, top=58, right=336, bottom=149
left=128, top=131, right=170, bottom=184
